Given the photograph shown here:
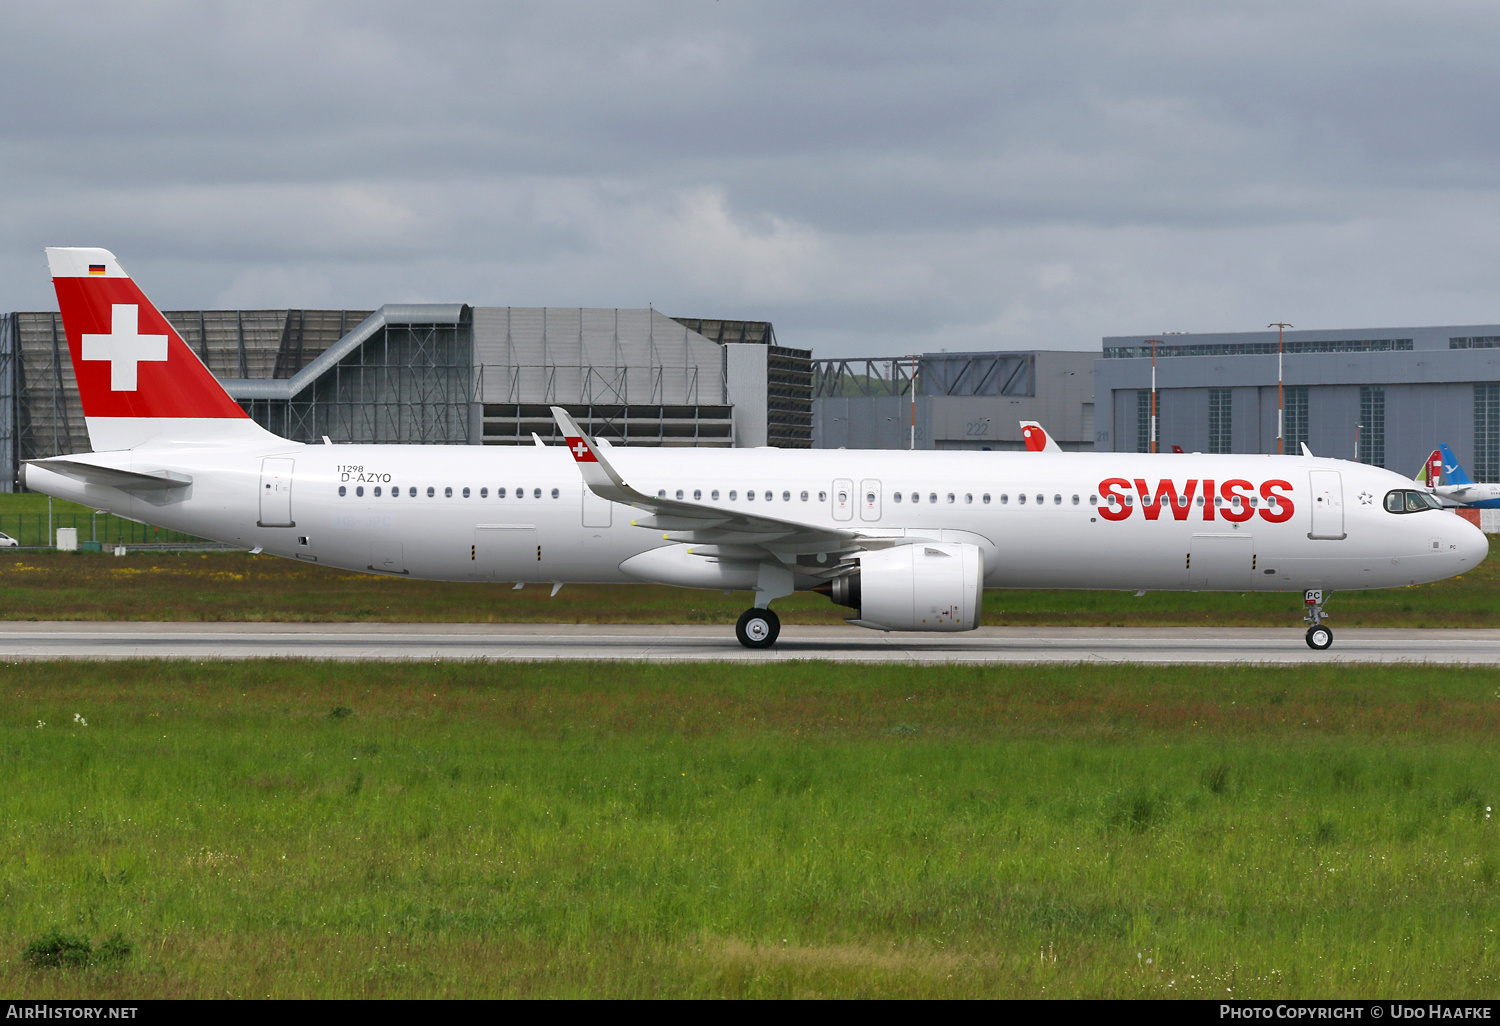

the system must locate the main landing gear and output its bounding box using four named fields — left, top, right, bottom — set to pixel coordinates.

left=736, top=564, right=793, bottom=649
left=1303, top=589, right=1333, bottom=650
left=736, top=607, right=781, bottom=649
